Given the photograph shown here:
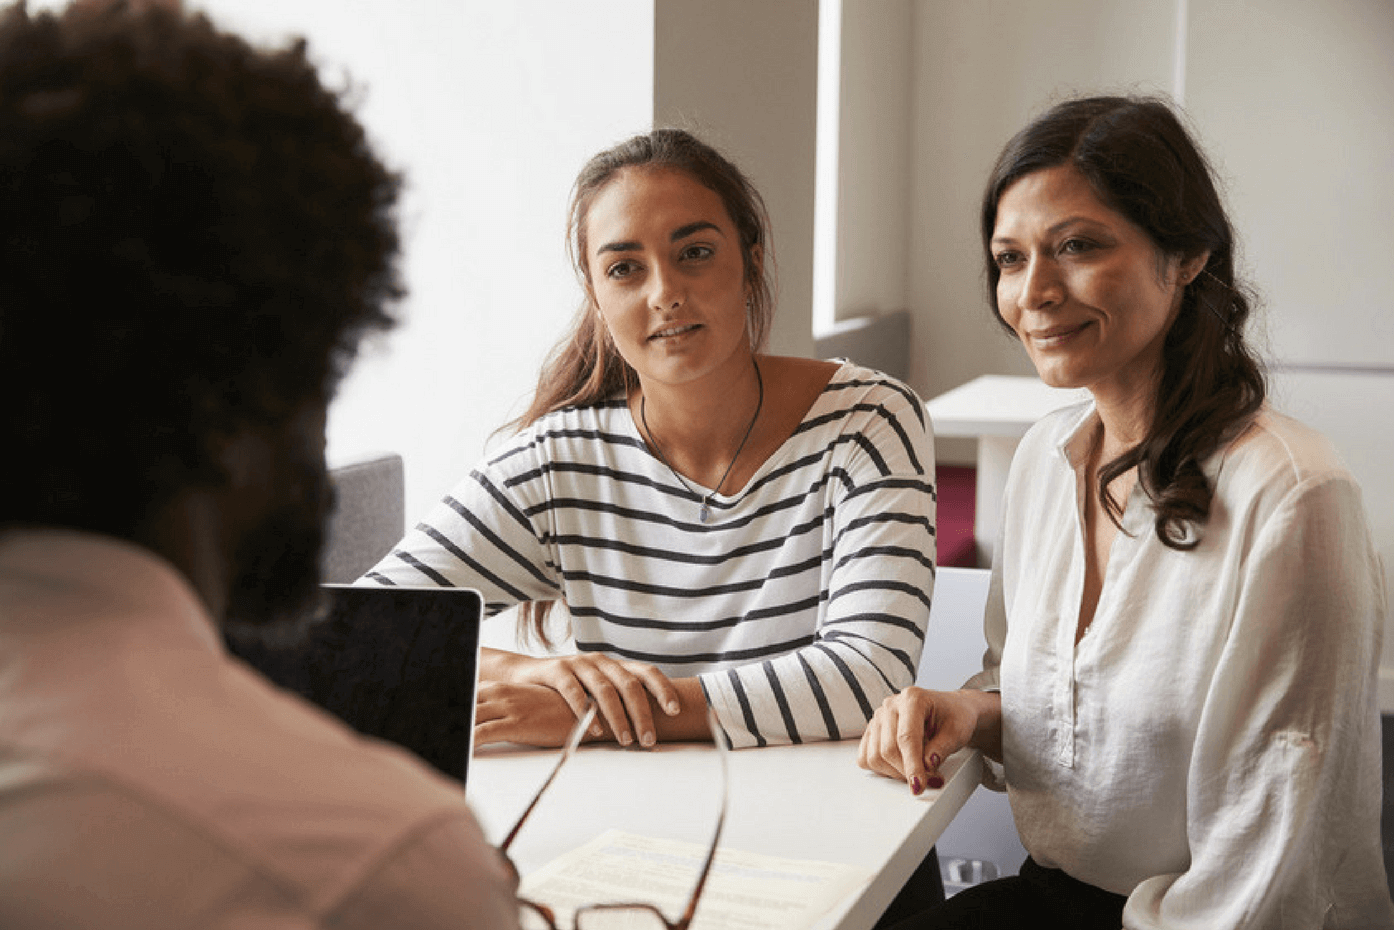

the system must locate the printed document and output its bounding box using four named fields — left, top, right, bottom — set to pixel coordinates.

left=520, top=829, right=872, bottom=930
